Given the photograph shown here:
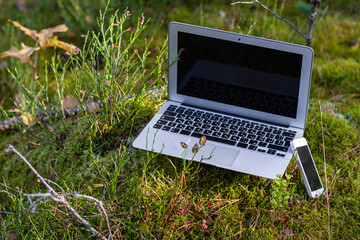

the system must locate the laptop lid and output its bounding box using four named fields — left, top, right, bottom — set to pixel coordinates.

left=168, top=22, right=313, bottom=129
